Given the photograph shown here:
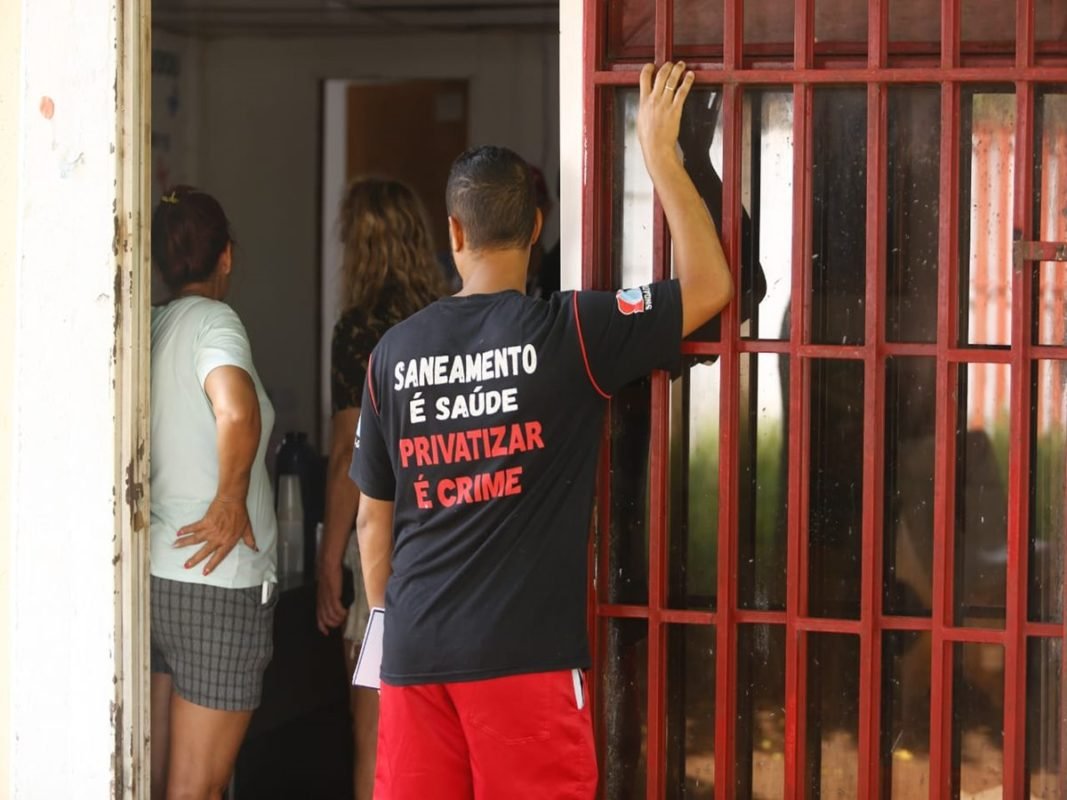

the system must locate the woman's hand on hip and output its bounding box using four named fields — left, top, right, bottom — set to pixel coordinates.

left=176, top=497, right=258, bottom=576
